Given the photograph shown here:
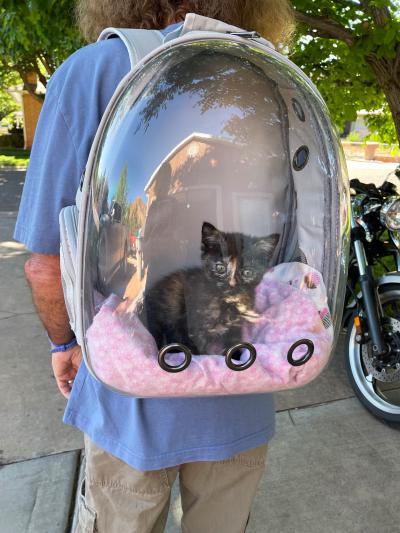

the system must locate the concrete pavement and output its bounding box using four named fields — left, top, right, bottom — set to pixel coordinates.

left=346, top=159, right=399, bottom=187
left=166, top=397, right=400, bottom=533
left=1, top=164, right=399, bottom=533
left=0, top=175, right=83, bottom=464
left=1, top=452, right=80, bottom=533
